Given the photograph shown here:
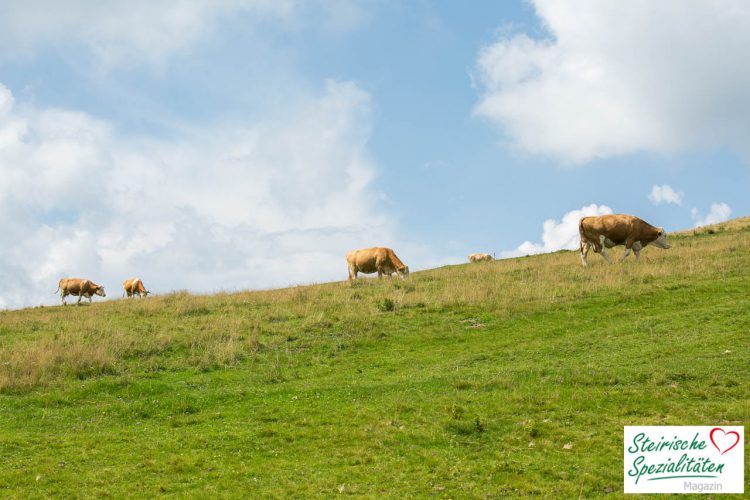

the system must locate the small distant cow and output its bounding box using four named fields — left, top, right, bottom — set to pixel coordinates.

left=346, top=247, right=409, bottom=282
left=579, top=214, right=670, bottom=267
left=123, top=278, right=150, bottom=298
left=468, top=253, right=493, bottom=263
left=56, top=278, right=106, bottom=306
